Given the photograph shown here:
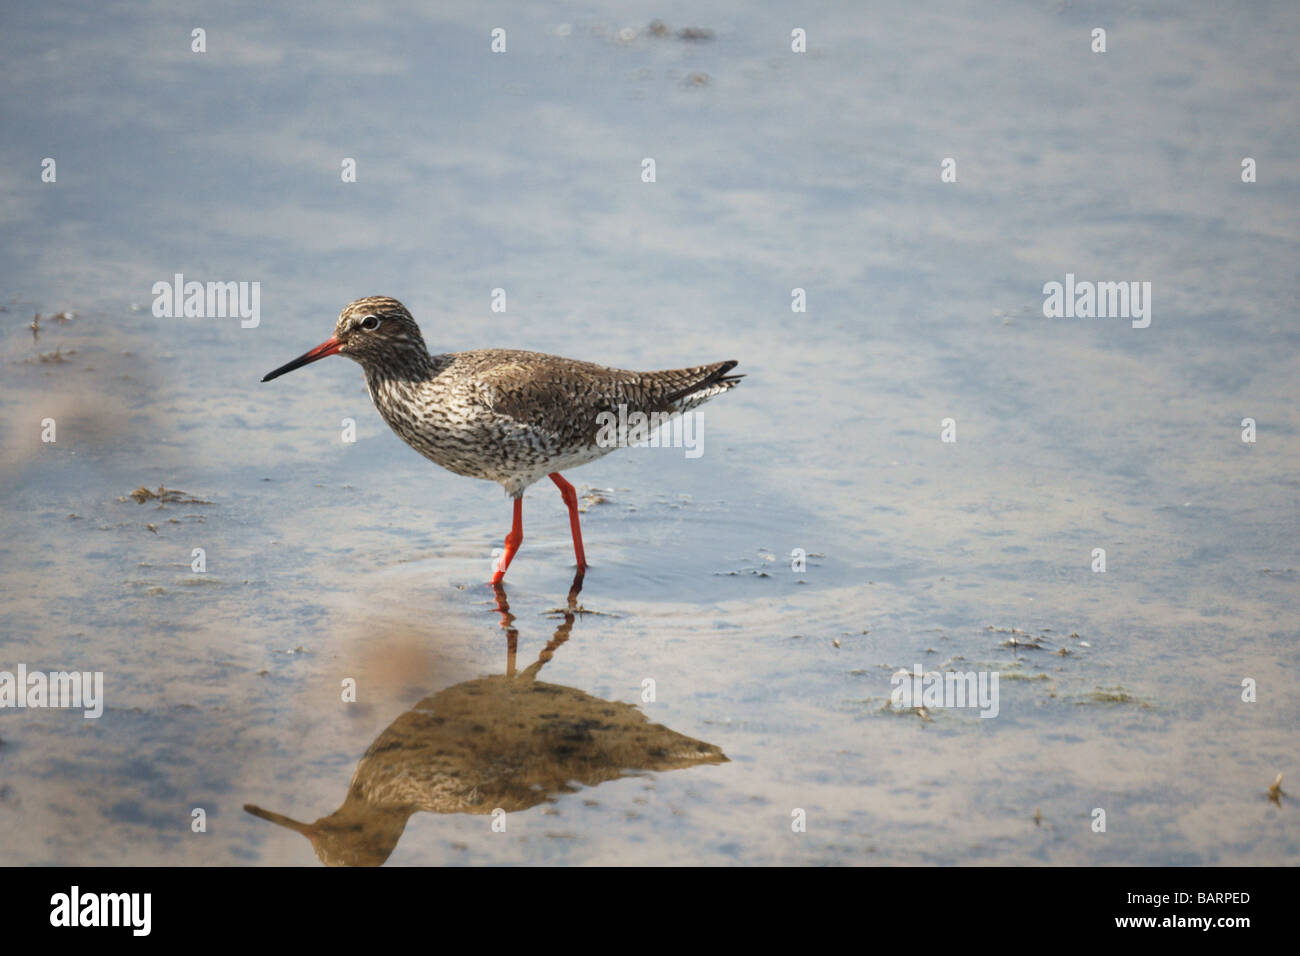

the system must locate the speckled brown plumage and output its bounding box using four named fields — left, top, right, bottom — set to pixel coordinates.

left=324, top=296, right=740, bottom=496
left=262, top=296, right=742, bottom=578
